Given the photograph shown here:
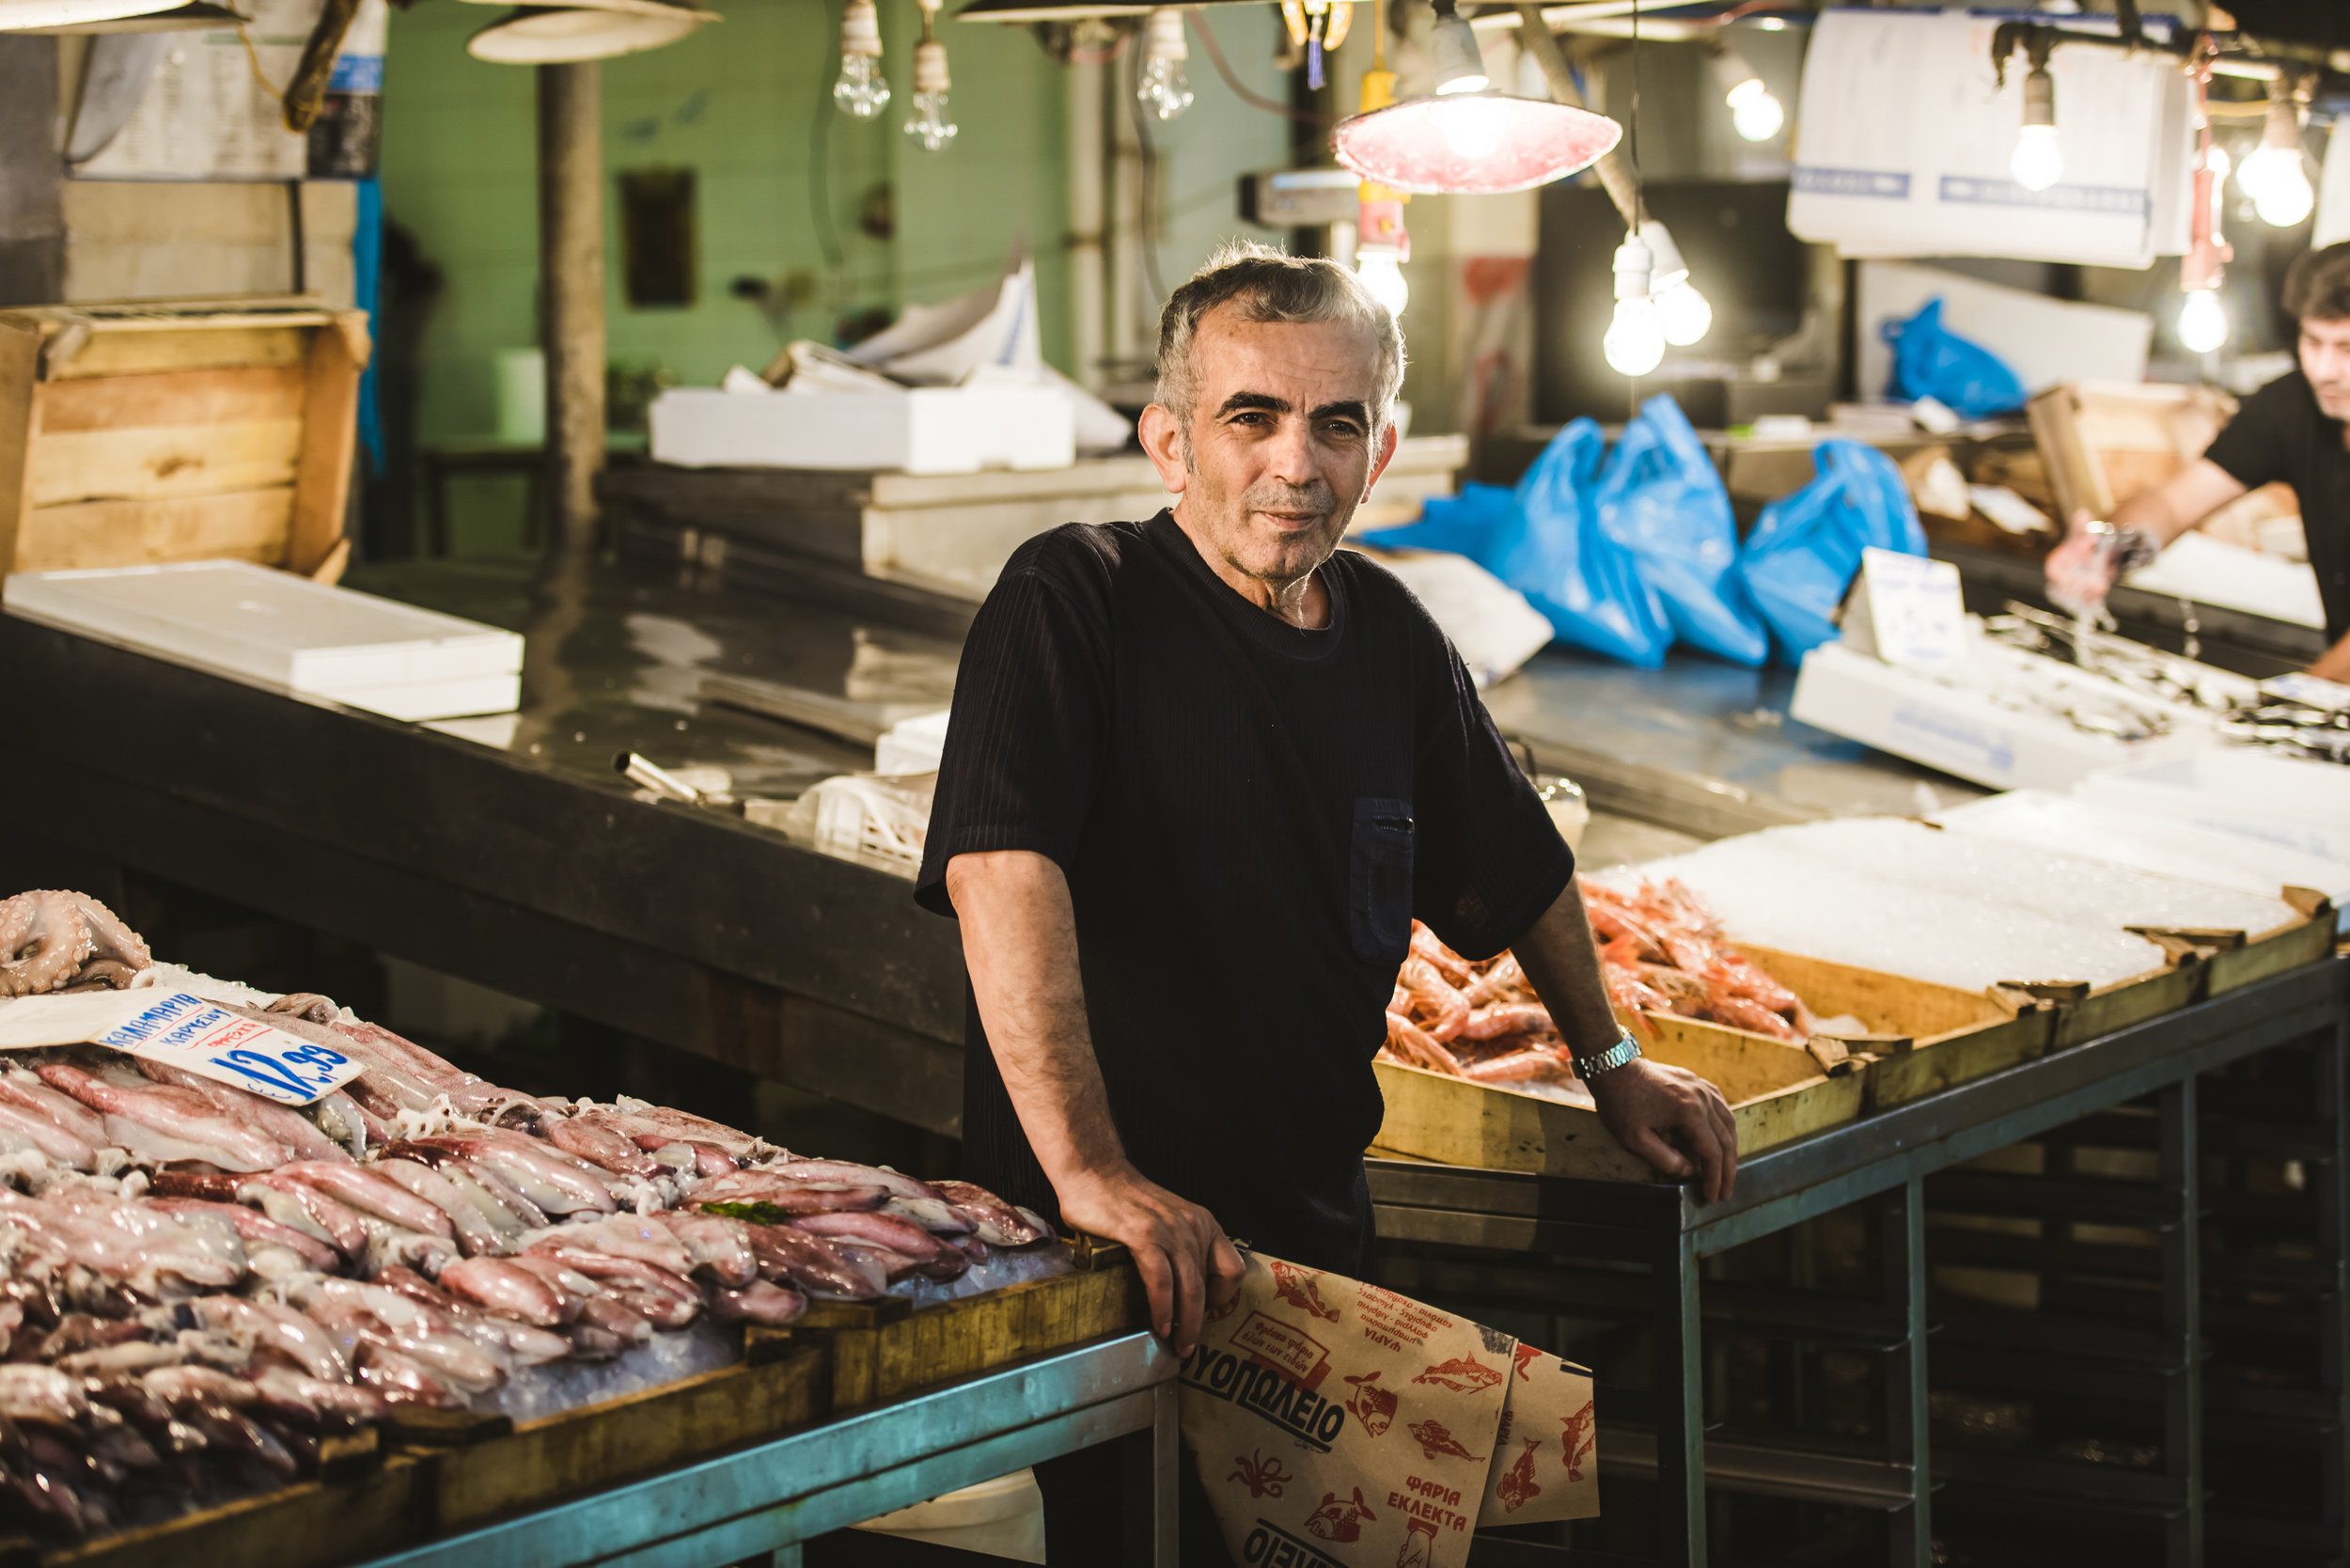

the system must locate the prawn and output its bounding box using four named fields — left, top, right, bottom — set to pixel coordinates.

left=1398, top=955, right=1471, bottom=1043
left=1409, top=923, right=1474, bottom=987
left=1459, top=1003, right=1555, bottom=1041
left=1462, top=954, right=1528, bottom=1008
left=1463, top=1047, right=1581, bottom=1086
left=1382, top=1012, right=1465, bottom=1077
left=1701, top=994, right=1803, bottom=1043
